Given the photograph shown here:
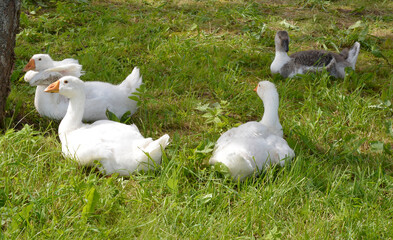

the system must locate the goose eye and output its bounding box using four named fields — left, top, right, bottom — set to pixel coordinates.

left=38, top=58, right=41, bottom=61
left=64, top=80, right=68, bottom=84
